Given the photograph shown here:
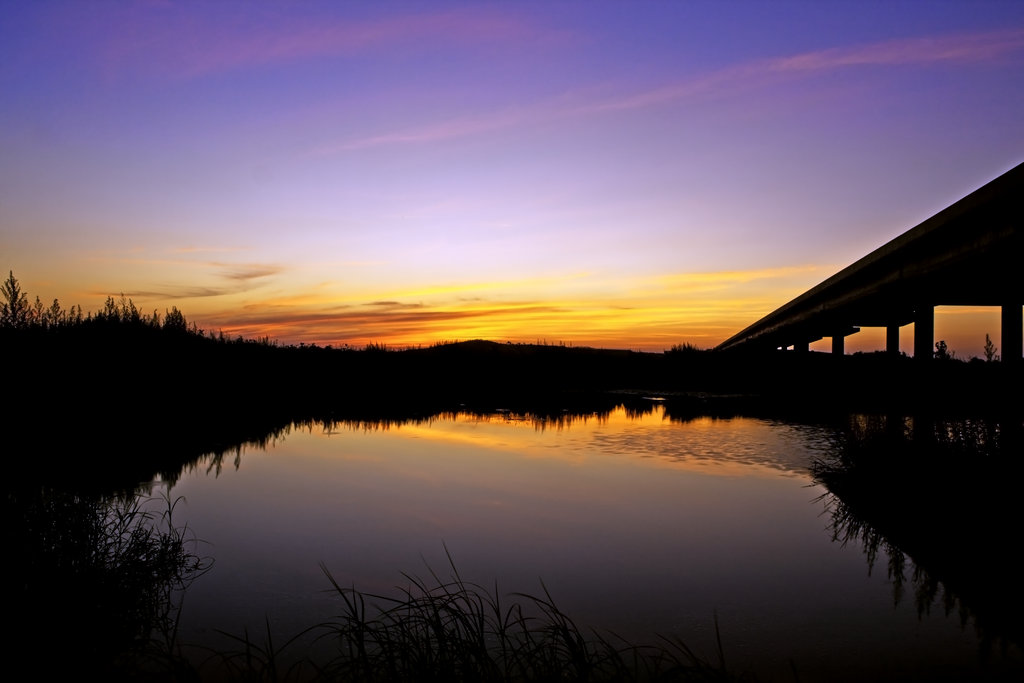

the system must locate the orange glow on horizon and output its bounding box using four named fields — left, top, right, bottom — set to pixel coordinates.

left=175, top=265, right=836, bottom=351
left=13, top=260, right=1018, bottom=357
